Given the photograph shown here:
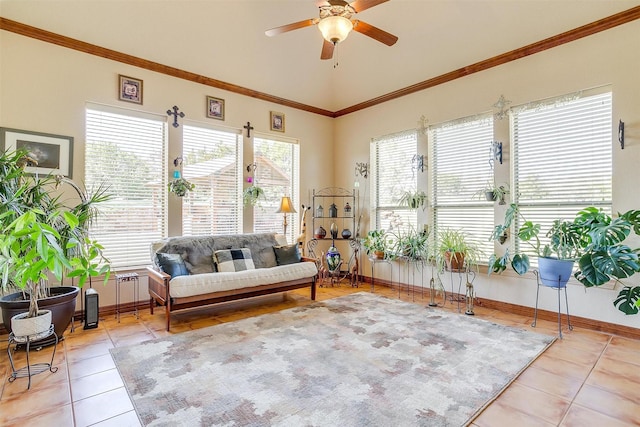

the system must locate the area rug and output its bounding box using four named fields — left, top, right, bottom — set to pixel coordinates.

left=110, top=292, right=555, bottom=426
